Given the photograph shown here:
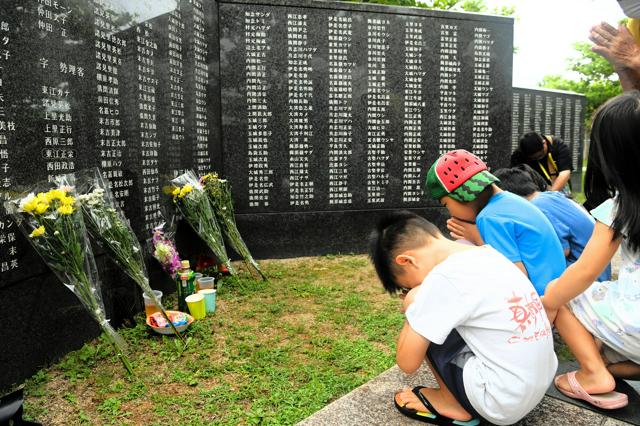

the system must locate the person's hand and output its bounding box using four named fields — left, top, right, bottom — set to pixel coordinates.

left=446, top=218, right=482, bottom=245
left=590, top=22, right=640, bottom=72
